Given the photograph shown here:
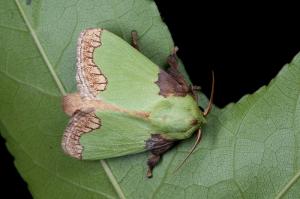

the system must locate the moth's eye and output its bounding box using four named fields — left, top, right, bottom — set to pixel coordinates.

left=191, top=119, right=198, bottom=126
